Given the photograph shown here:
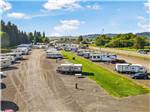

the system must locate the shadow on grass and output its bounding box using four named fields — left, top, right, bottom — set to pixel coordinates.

left=82, top=72, right=94, bottom=76
left=1, top=100, right=19, bottom=111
